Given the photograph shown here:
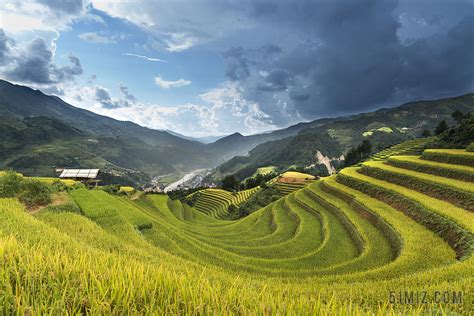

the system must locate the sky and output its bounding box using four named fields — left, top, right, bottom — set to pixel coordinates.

left=0, top=0, right=473, bottom=137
